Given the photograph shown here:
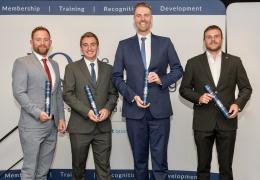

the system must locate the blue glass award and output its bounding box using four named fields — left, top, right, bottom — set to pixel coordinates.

left=204, top=84, right=230, bottom=119
left=143, top=70, right=149, bottom=105
left=45, top=80, right=51, bottom=116
left=84, top=85, right=99, bottom=116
